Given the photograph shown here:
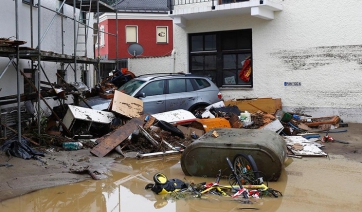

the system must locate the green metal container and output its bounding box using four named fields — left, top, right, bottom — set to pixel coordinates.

left=180, top=128, right=287, bottom=181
